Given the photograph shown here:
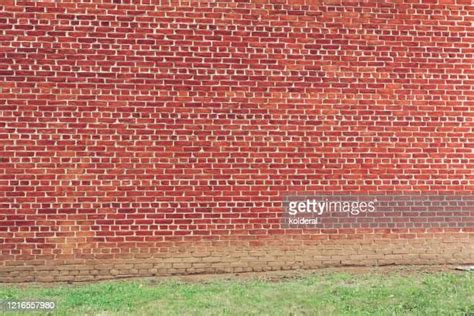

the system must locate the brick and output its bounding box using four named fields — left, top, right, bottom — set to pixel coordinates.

left=0, top=0, right=473, bottom=282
